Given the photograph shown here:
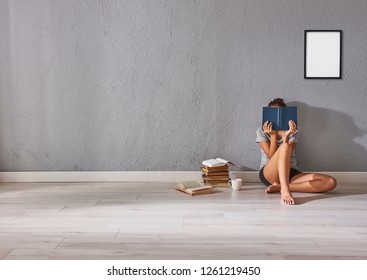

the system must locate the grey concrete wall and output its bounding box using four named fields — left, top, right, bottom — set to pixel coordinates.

left=0, top=0, right=366, bottom=171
